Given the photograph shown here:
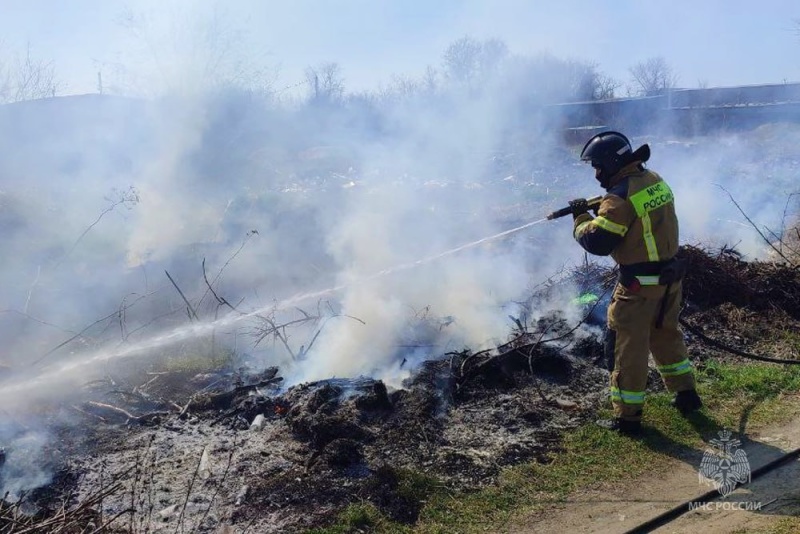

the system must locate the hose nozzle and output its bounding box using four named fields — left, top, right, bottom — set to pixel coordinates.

left=546, top=195, right=603, bottom=220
